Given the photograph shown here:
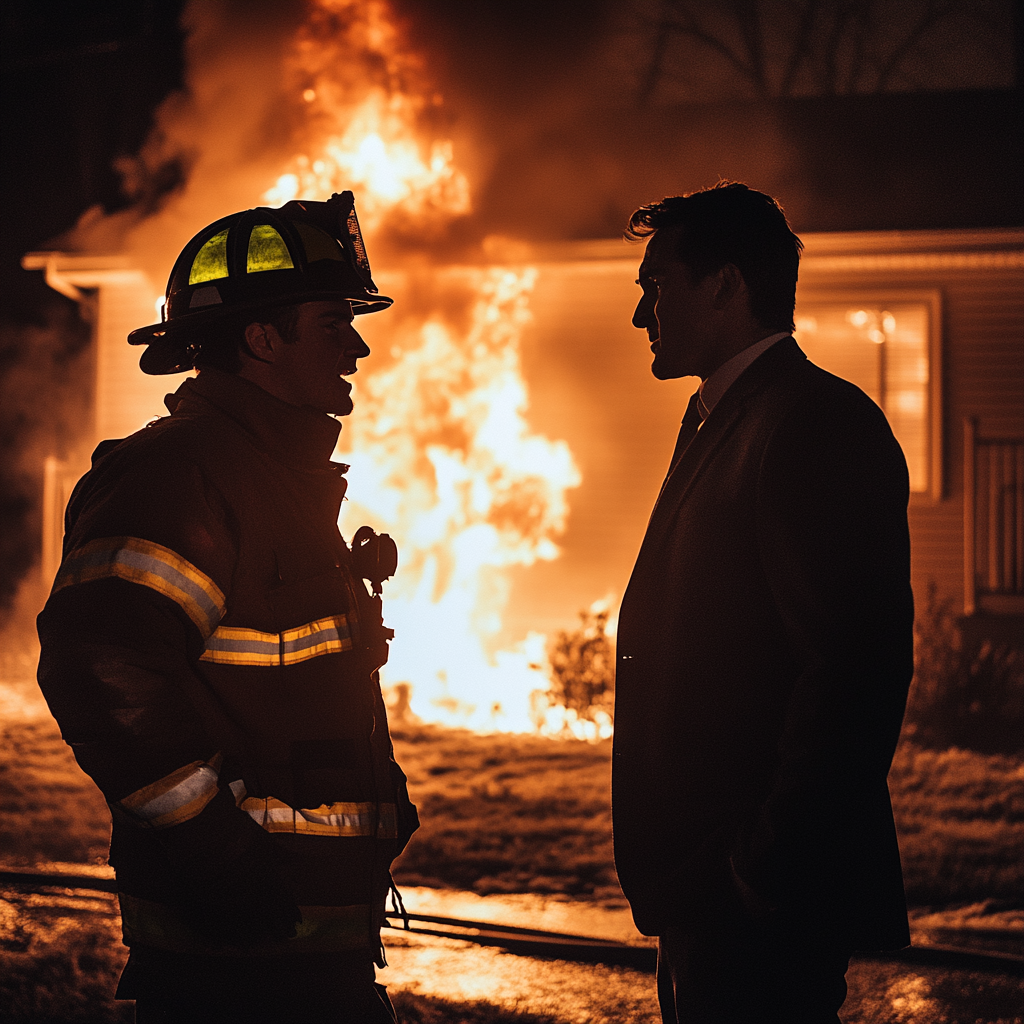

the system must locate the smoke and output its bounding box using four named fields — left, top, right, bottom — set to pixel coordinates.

left=14, top=0, right=586, bottom=730
left=65, top=1, right=308, bottom=278
left=0, top=296, right=92, bottom=630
